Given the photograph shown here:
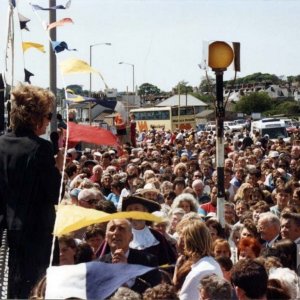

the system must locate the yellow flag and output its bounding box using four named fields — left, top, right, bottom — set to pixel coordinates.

left=59, top=58, right=98, bottom=75
left=22, top=42, right=46, bottom=53
left=53, top=205, right=163, bottom=236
